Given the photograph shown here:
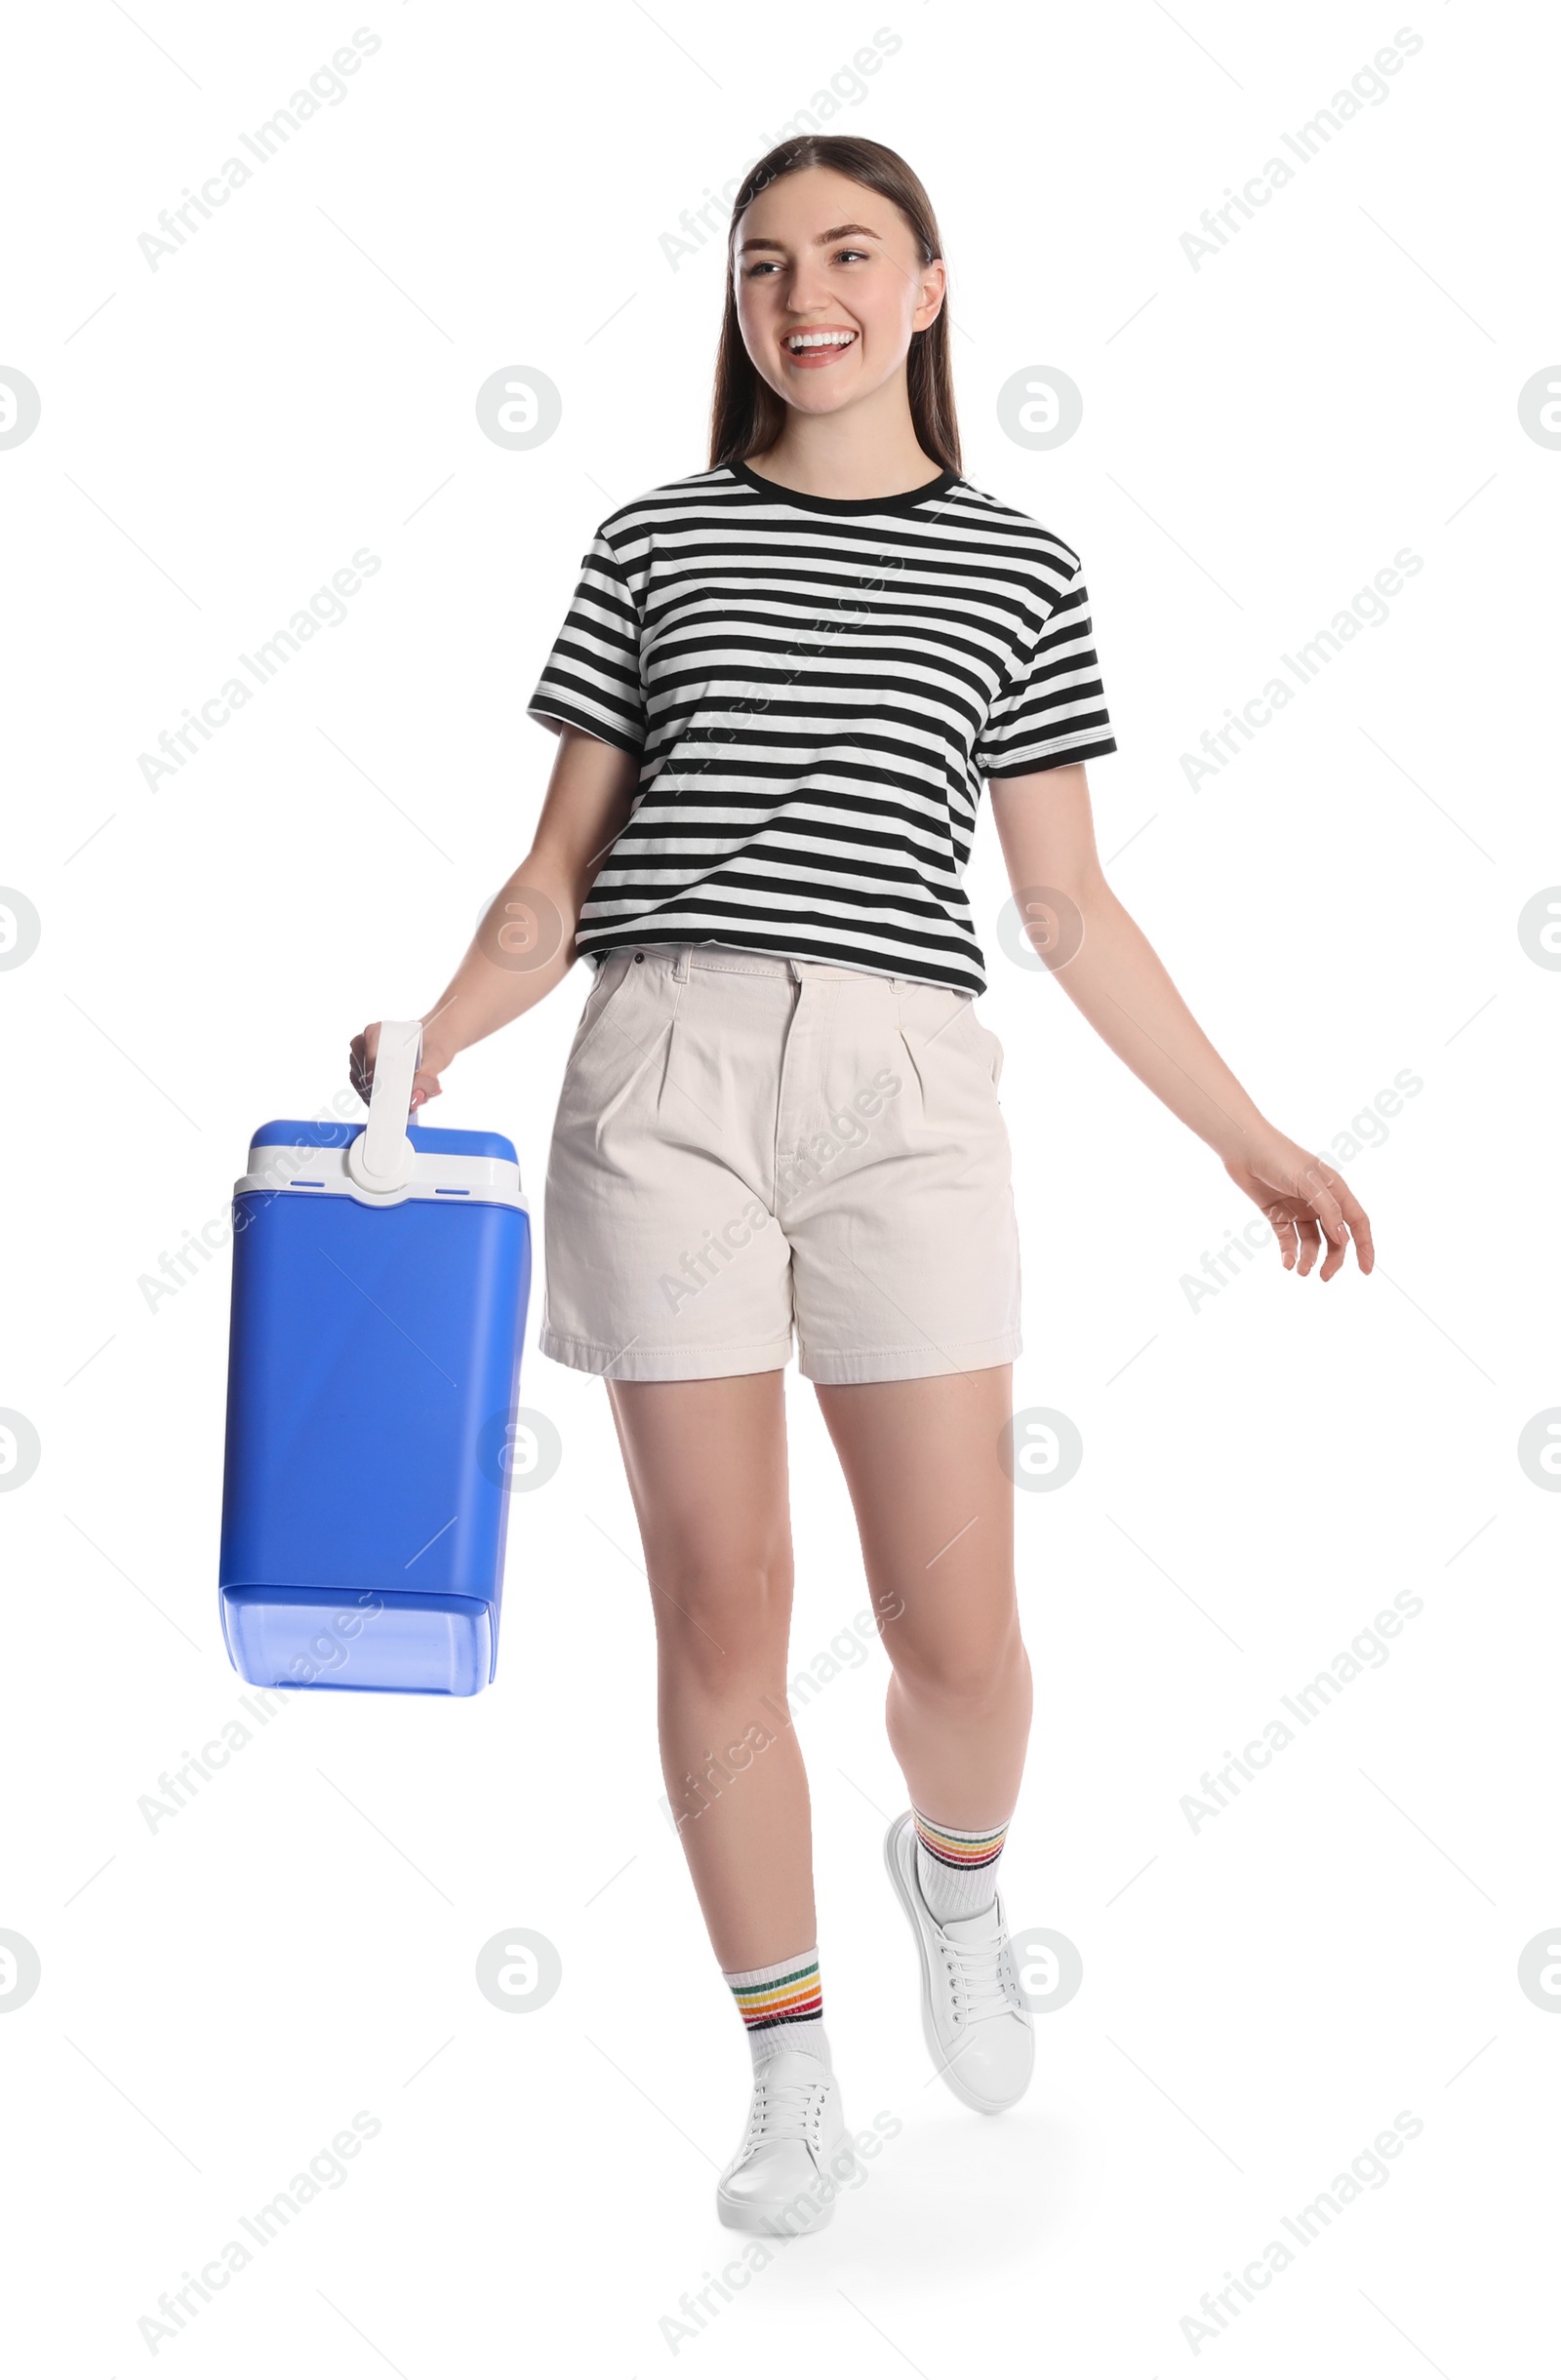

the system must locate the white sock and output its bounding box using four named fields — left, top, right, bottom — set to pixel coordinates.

left=723, top=1948, right=830, bottom=2072
left=913, top=1807, right=1012, bottom=1924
